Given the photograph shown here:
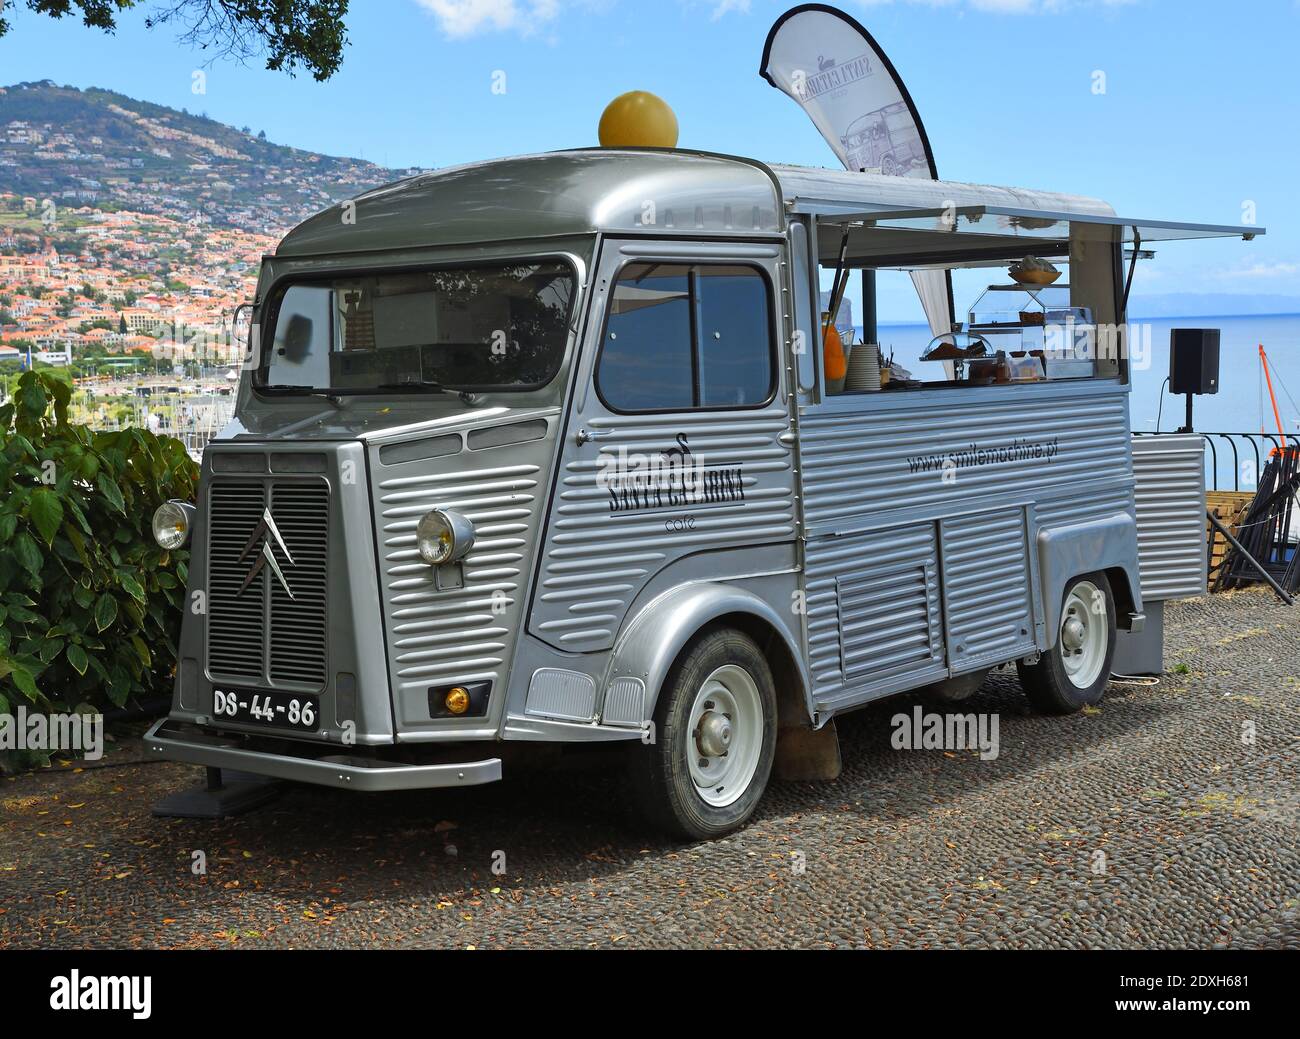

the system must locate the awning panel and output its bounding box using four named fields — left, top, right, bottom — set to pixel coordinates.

left=815, top=205, right=1263, bottom=269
